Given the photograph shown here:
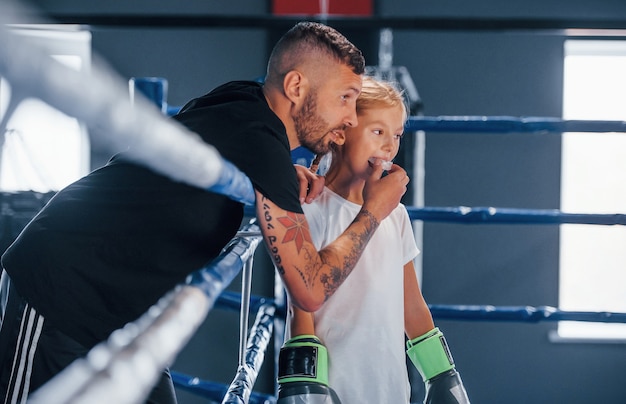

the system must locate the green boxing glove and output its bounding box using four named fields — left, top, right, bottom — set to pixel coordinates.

left=406, top=328, right=471, bottom=404
left=278, top=335, right=329, bottom=385
left=277, top=335, right=341, bottom=404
